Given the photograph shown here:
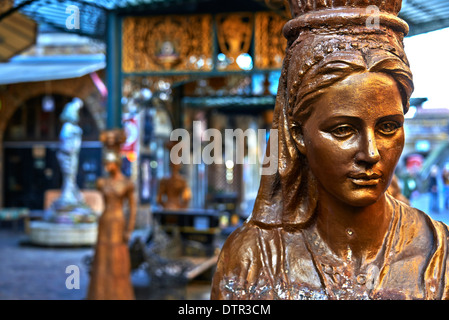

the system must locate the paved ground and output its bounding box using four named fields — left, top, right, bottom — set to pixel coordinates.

left=0, top=229, right=91, bottom=300
left=0, top=227, right=212, bottom=300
